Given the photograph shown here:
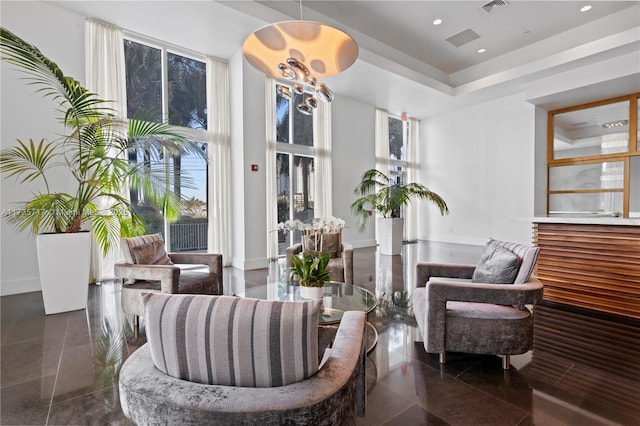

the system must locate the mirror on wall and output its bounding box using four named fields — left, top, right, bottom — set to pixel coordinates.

left=553, top=100, right=630, bottom=160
